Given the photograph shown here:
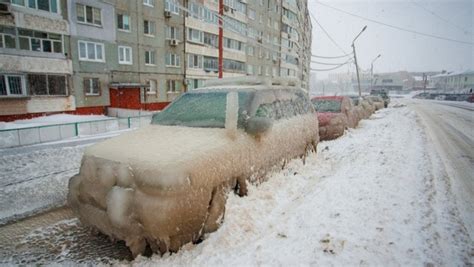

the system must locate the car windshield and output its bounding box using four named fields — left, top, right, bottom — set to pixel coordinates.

left=151, top=92, right=227, bottom=128
left=311, top=99, right=342, bottom=113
